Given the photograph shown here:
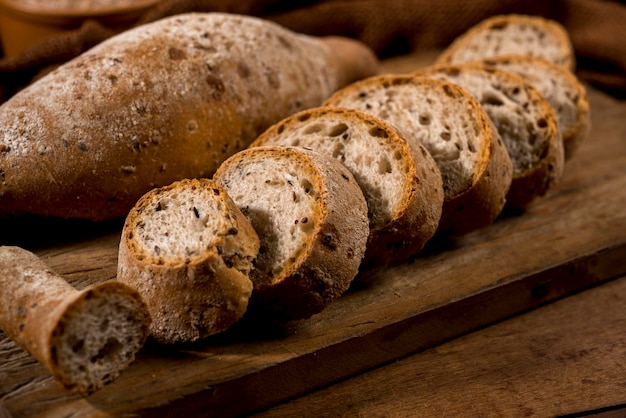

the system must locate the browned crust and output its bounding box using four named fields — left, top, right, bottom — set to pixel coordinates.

left=0, top=13, right=378, bottom=221
left=251, top=106, right=443, bottom=266
left=481, top=54, right=590, bottom=159
left=436, top=14, right=575, bottom=71
left=117, top=178, right=259, bottom=344
left=323, top=75, right=512, bottom=237
left=214, top=146, right=369, bottom=321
